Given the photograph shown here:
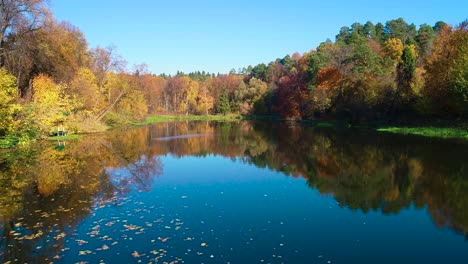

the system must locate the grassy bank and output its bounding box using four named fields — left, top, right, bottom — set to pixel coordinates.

left=132, top=114, right=280, bottom=126
left=376, top=126, right=468, bottom=140
left=47, top=135, right=81, bottom=141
